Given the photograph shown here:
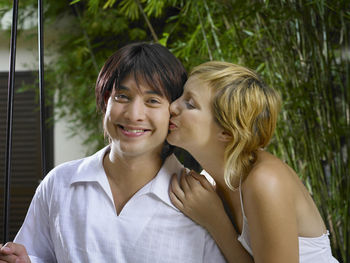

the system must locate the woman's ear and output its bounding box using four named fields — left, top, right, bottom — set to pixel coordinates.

left=217, top=130, right=232, bottom=142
